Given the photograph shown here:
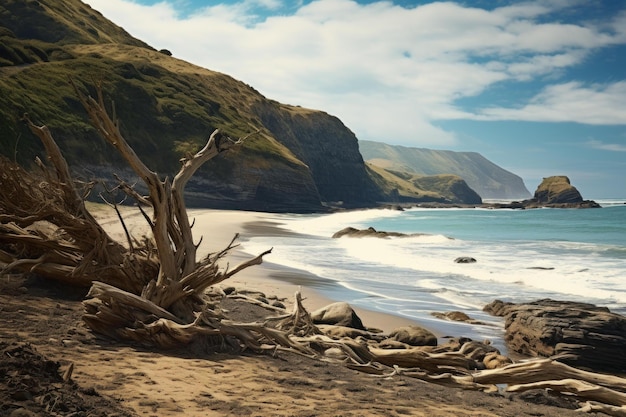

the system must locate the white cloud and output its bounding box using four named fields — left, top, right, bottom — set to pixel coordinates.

left=587, top=140, right=626, bottom=152
left=474, top=81, right=626, bottom=124
left=84, top=0, right=626, bottom=145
